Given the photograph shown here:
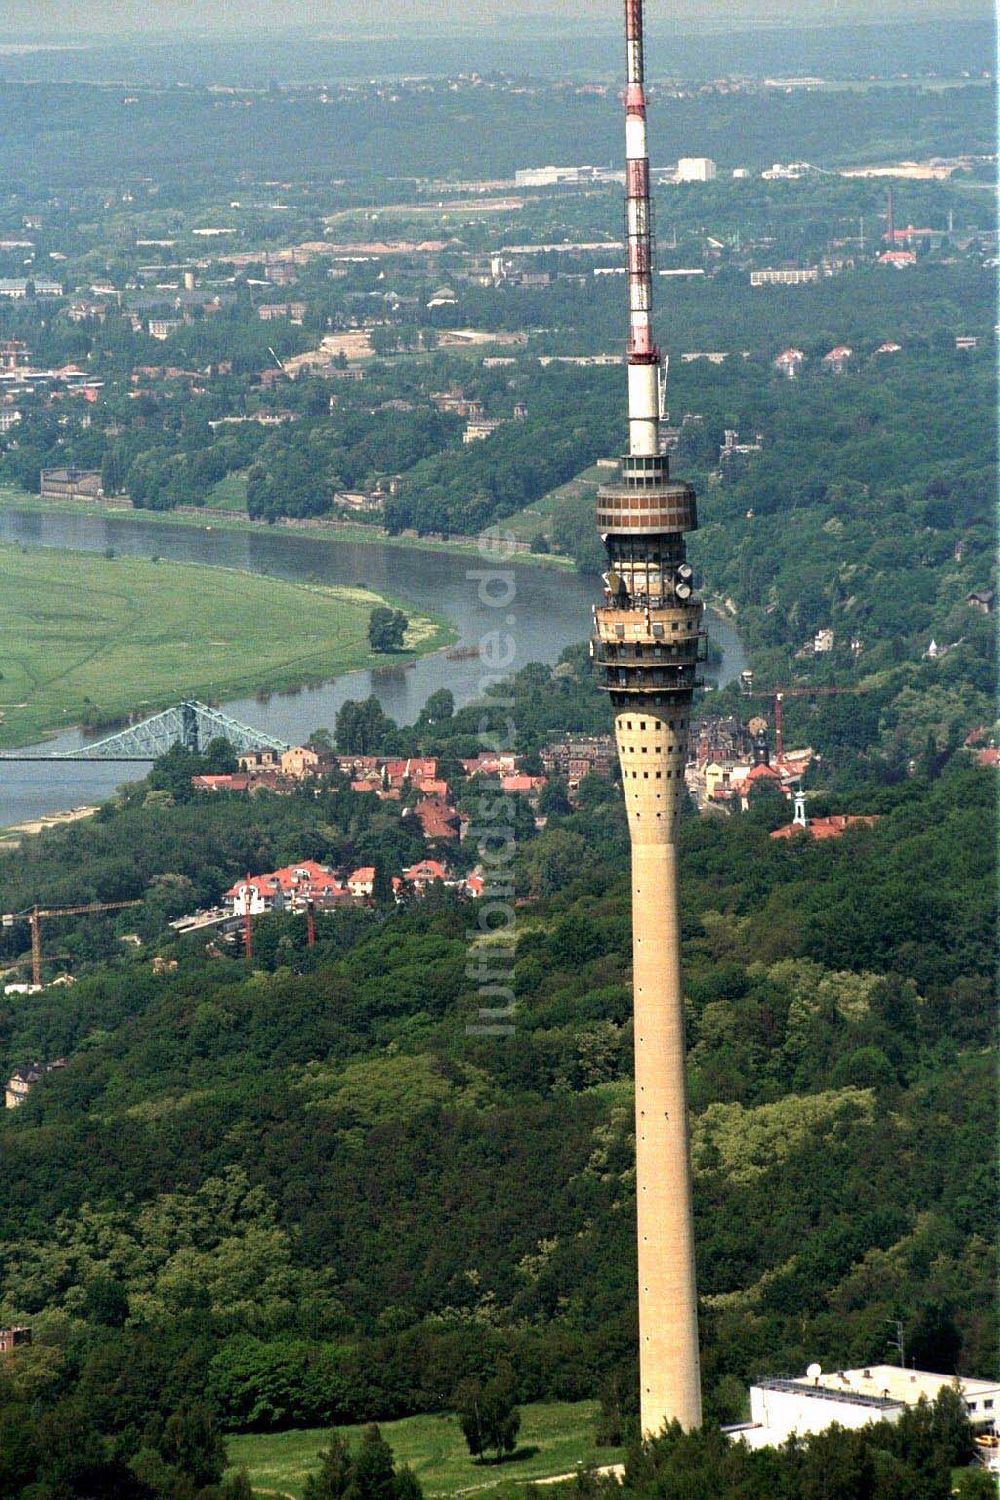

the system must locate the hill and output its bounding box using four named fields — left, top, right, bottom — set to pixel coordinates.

left=0, top=731, right=992, bottom=1493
